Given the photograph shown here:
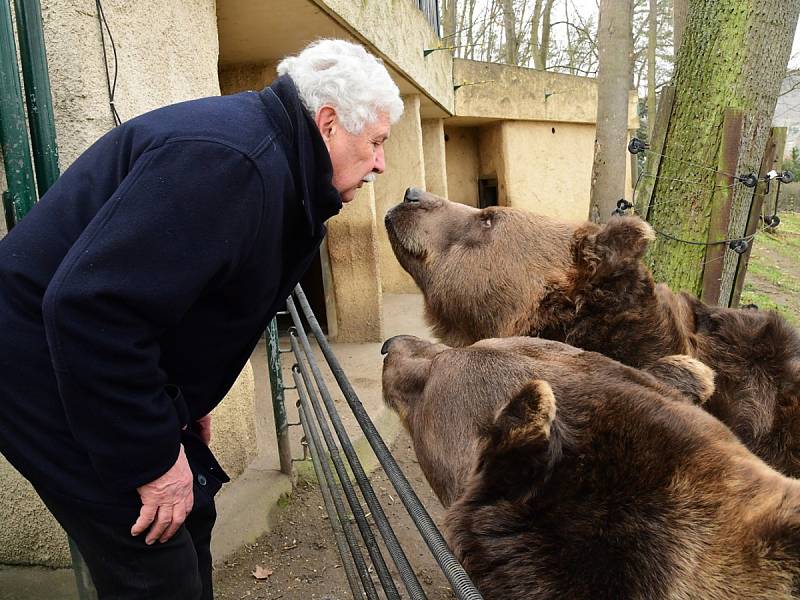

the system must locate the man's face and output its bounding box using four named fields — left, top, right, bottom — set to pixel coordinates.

left=319, top=109, right=391, bottom=203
